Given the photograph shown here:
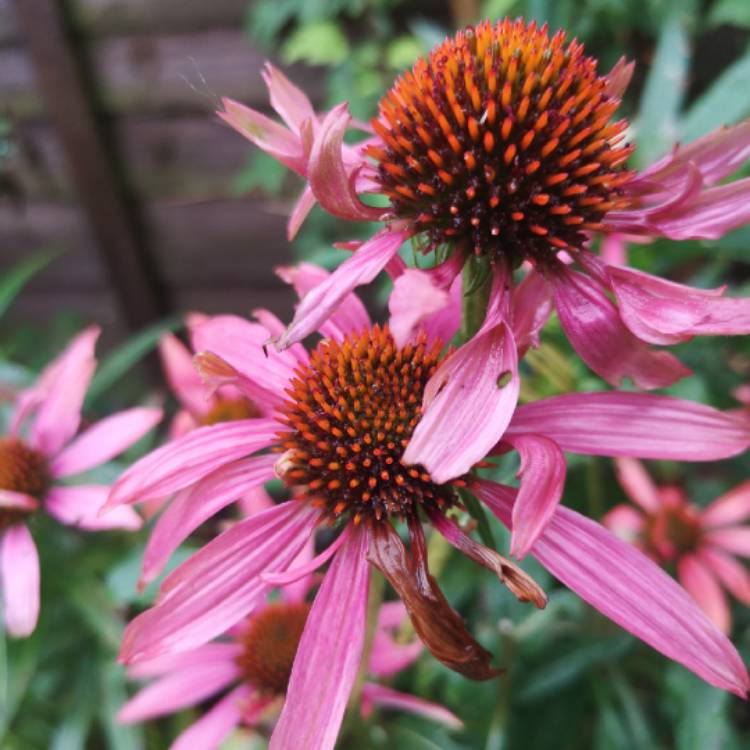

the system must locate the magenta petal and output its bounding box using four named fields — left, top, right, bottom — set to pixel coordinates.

left=678, top=555, right=731, bottom=634
left=511, top=270, right=553, bottom=356
left=271, top=526, right=370, bottom=750
left=1, top=524, right=40, bottom=638
left=368, top=630, right=422, bottom=678
left=604, top=56, right=635, bottom=99
left=705, top=528, right=750, bottom=558
left=46, top=485, right=142, bottom=531
left=288, top=184, right=317, bottom=240
left=613, top=457, right=661, bottom=512
left=361, top=682, right=463, bottom=728
left=140, top=454, right=277, bottom=587
left=118, top=660, right=241, bottom=722
left=507, top=392, right=750, bottom=461
left=700, top=548, right=750, bottom=607
left=702, top=480, right=750, bottom=528
left=51, top=407, right=162, bottom=478
left=404, top=322, right=519, bottom=483
left=474, top=479, right=750, bottom=697
left=106, top=418, right=279, bottom=509
left=308, top=102, right=383, bottom=222
left=276, top=262, right=370, bottom=339
left=602, top=505, right=645, bottom=541
left=275, top=229, right=408, bottom=350
left=506, top=434, right=566, bottom=560
left=262, top=63, right=315, bottom=133
left=608, top=265, right=750, bottom=344
left=127, top=643, right=242, bottom=679
left=120, top=502, right=318, bottom=663
left=159, top=334, right=208, bottom=416
left=30, top=326, right=99, bottom=457
left=0, top=491, right=38, bottom=512
left=551, top=267, right=690, bottom=389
